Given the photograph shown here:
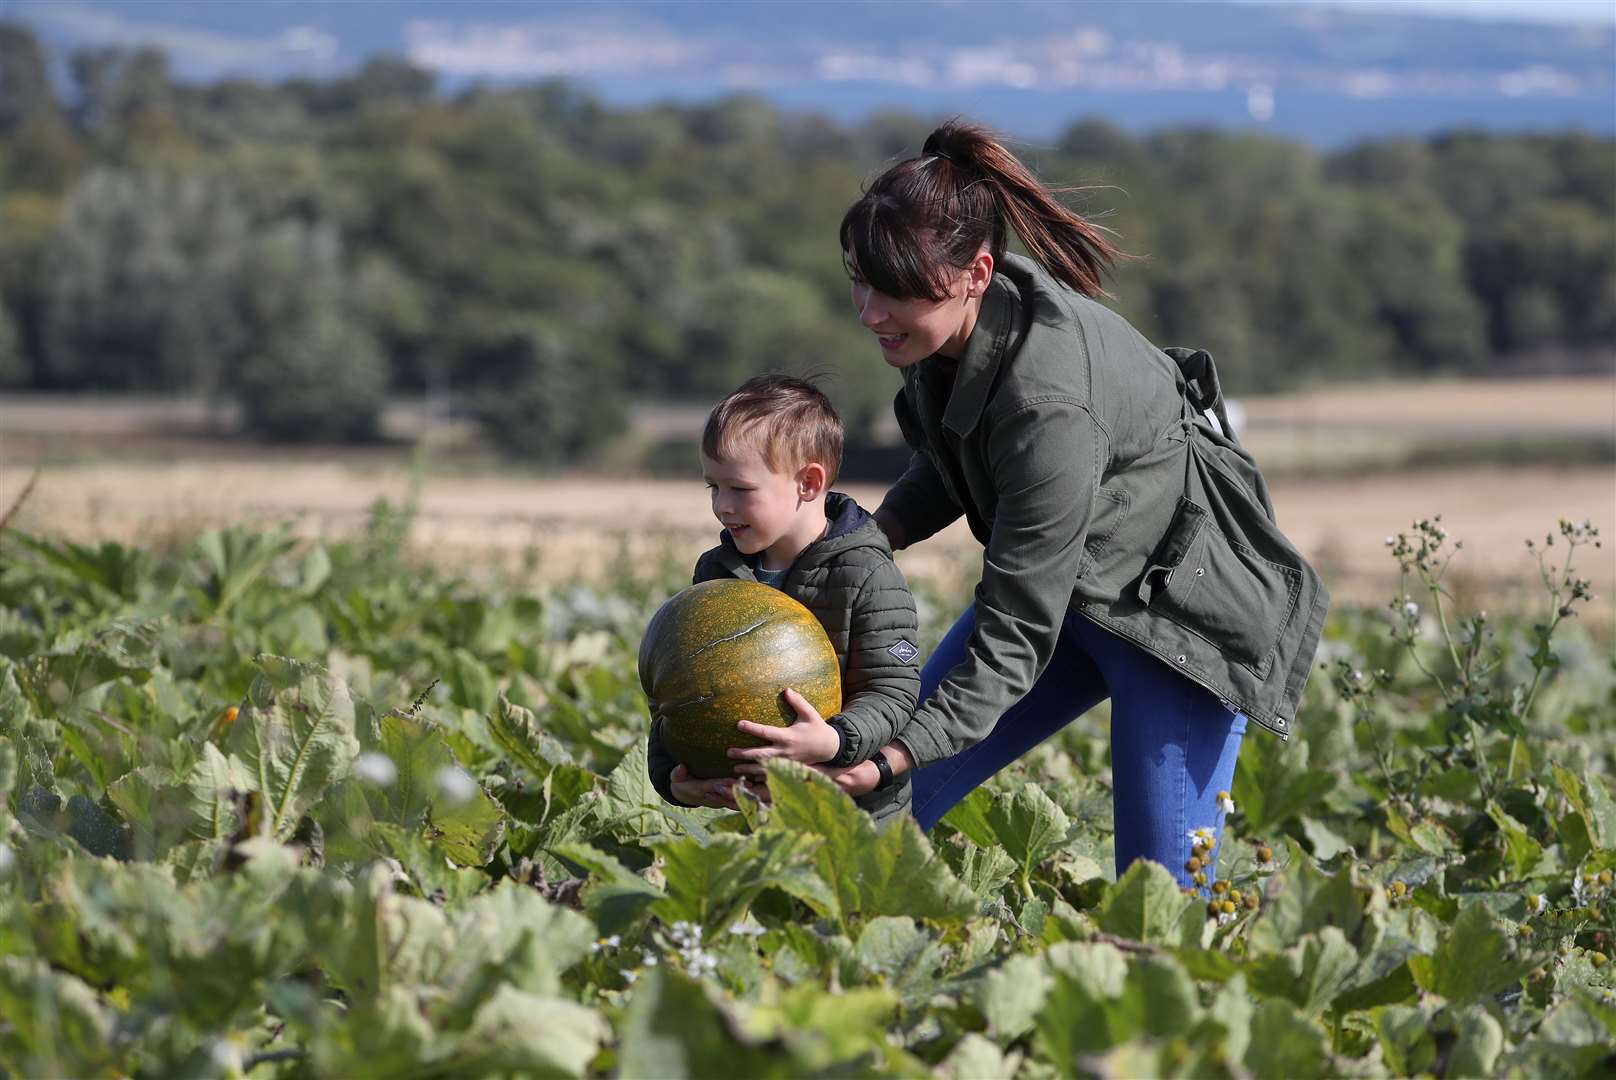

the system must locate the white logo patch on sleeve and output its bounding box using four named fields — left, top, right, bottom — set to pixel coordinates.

left=888, top=639, right=919, bottom=664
